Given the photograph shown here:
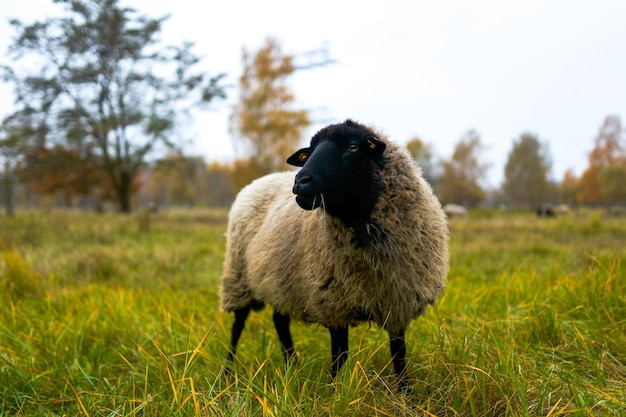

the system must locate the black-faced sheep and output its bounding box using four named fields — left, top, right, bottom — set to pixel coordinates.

left=536, top=204, right=556, bottom=217
left=220, top=119, right=449, bottom=389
